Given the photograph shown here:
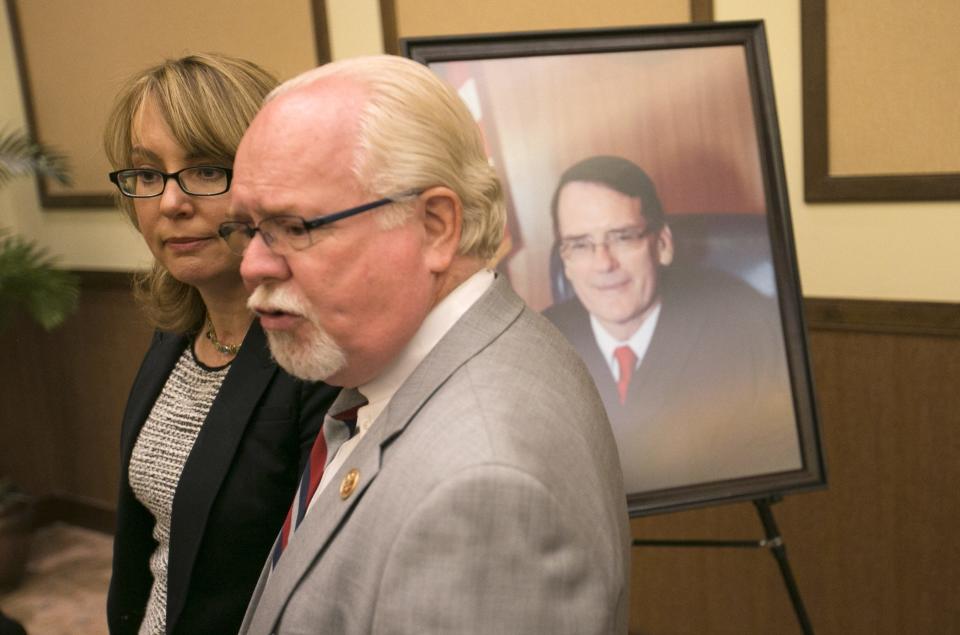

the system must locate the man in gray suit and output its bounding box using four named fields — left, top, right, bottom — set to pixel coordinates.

left=220, top=55, right=631, bottom=634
